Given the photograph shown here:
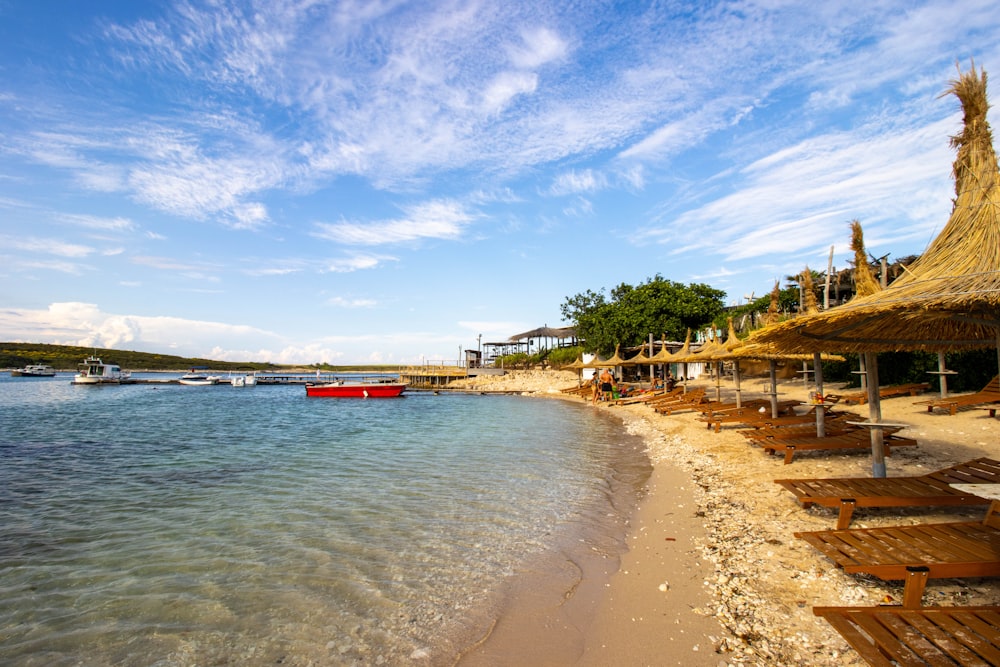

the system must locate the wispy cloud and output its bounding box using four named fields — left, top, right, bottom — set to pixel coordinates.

left=313, top=199, right=477, bottom=245
left=327, top=296, right=377, bottom=308
left=549, top=169, right=607, bottom=196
